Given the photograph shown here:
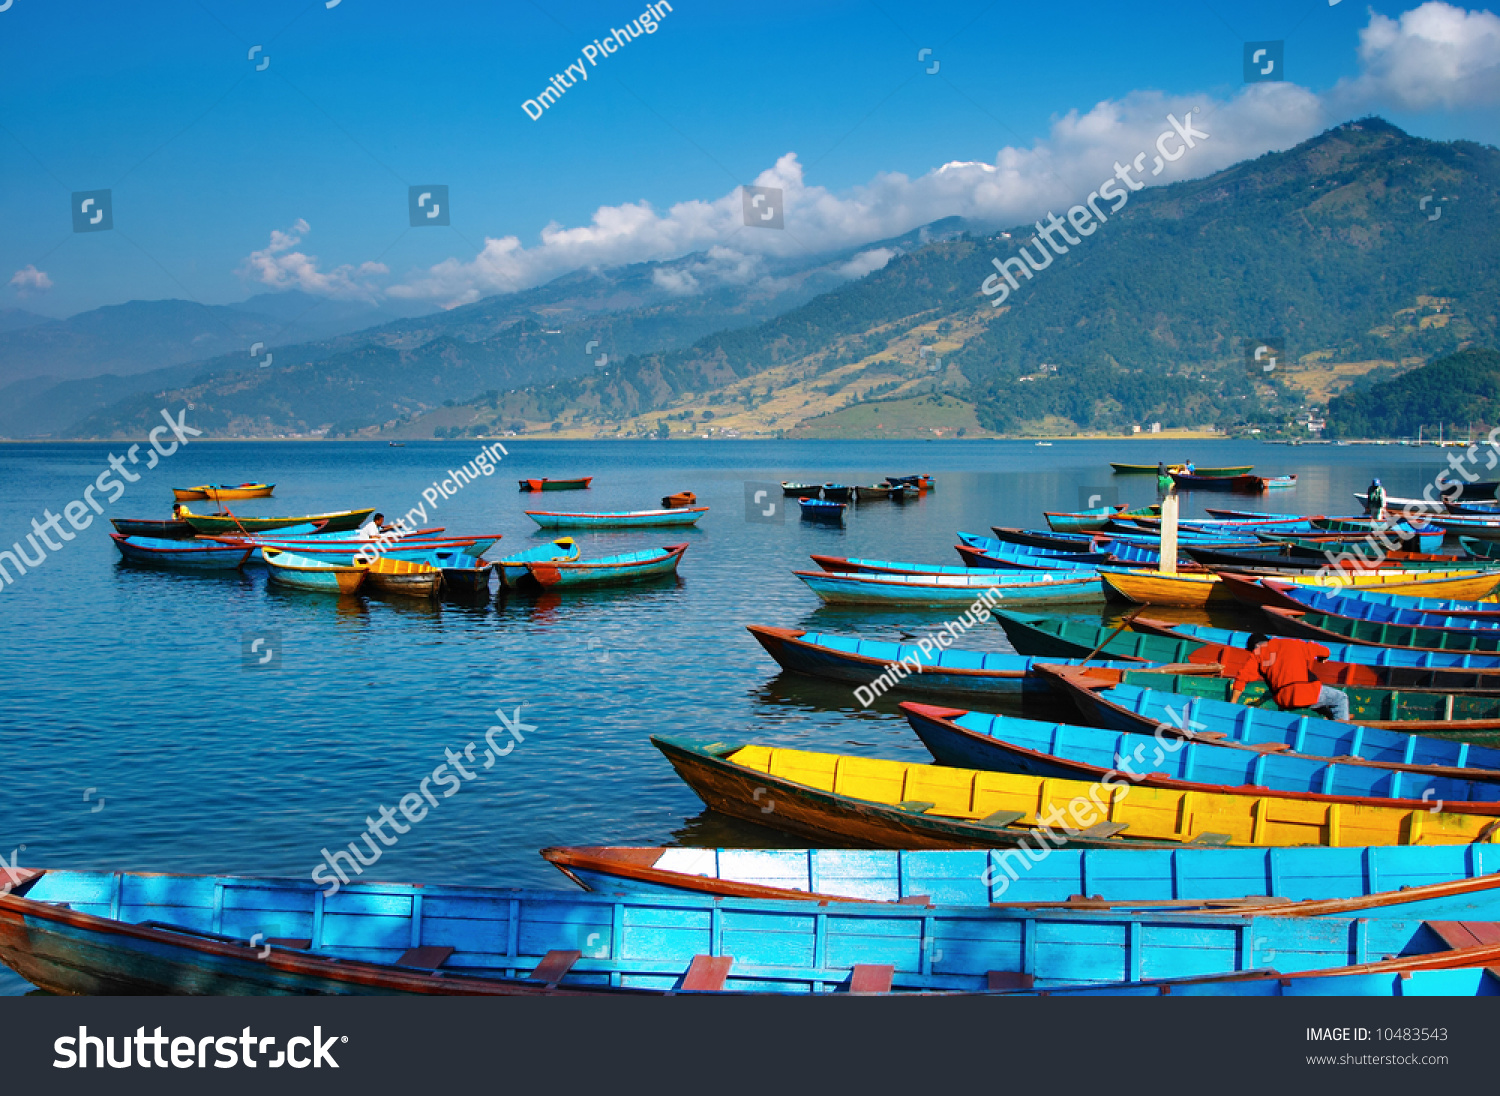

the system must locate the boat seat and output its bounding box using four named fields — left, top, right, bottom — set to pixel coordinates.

left=848, top=964, right=895, bottom=994
left=987, top=970, right=1035, bottom=991
left=896, top=895, right=932, bottom=906
left=1426, top=921, right=1500, bottom=950
left=976, top=809, right=1025, bottom=828
left=679, top=954, right=734, bottom=992
left=529, top=949, right=582, bottom=987
left=895, top=800, right=937, bottom=813
left=1184, top=832, right=1232, bottom=846
left=1077, top=822, right=1129, bottom=839
left=397, top=946, right=455, bottom=970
